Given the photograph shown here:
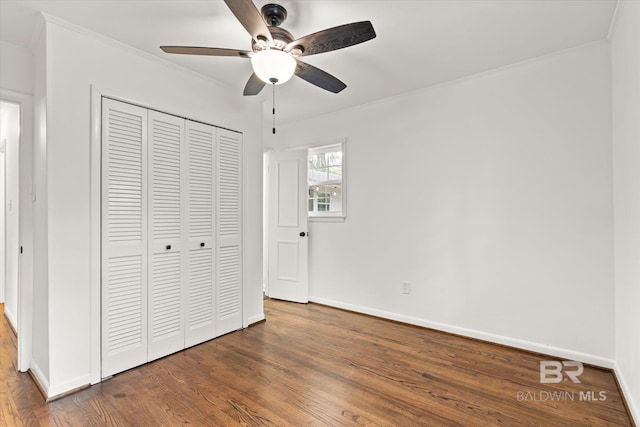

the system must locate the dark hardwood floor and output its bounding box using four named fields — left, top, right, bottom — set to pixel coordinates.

left=1, top=300, right=633, bottom=426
